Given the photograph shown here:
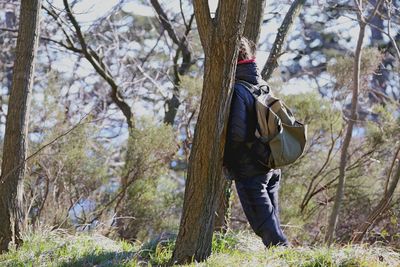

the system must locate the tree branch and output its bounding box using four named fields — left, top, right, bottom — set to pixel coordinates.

left=192, top=0, right=213, bottom=51
left=352, top=146, right=400, bottom=242
left=150, top=0, right=180, bottom=44
left=62, top=0, right=134, bottom=128
left=261, top=0, right=306, bottom=81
